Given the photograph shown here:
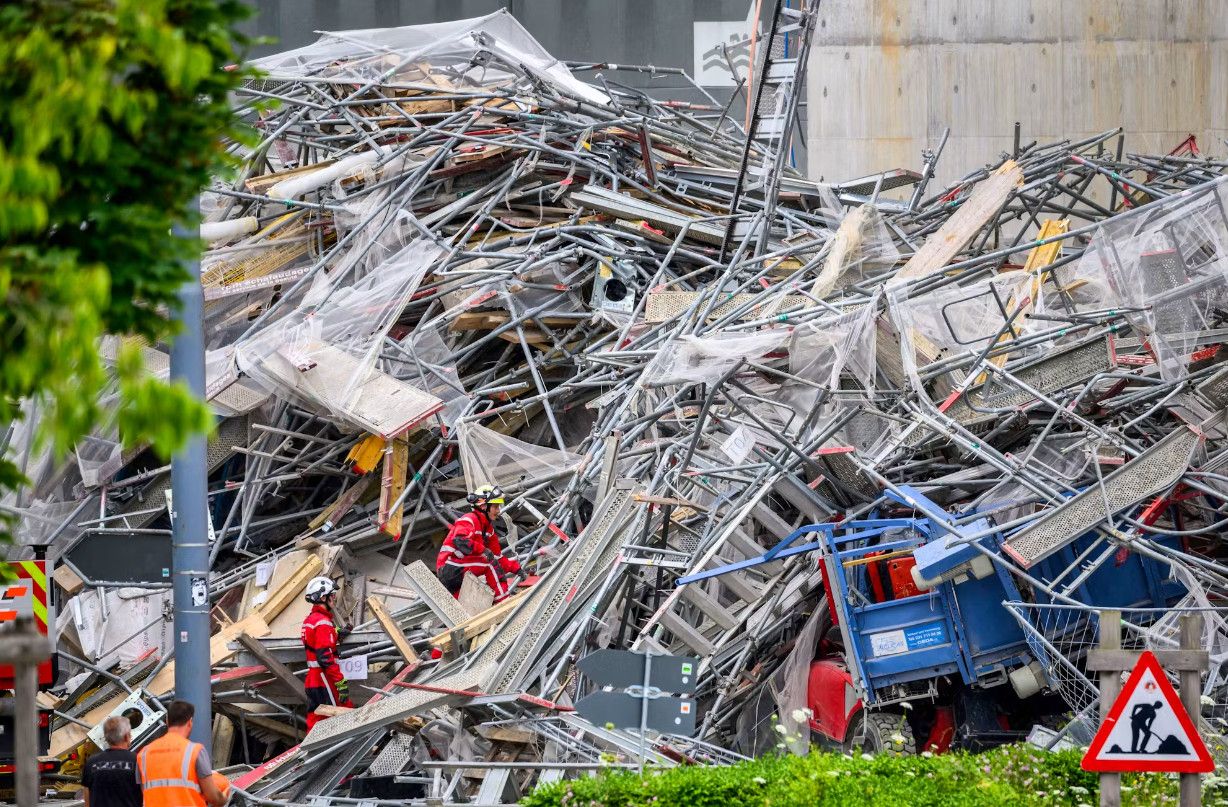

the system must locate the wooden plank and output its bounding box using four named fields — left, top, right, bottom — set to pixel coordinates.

left=256, top=554, right=324, bottom=624
left=52, top=564, right=85, bottom=597
left=309, top=474, right=374, bottom=531
left=427, top=589, right=531, bottom=653
left=146, top=613, right=272, bottom=697
left=378, top=438, right=410, bottom=539
left=366, top=596, right=420, bottom=665
left=893, top=160, right=1024, bottom=284
left=231, top=710, right=303, bottom=740
left=237, top=633, right=309, bottom=703
left=1086, top=648, right=1210, bottom=672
